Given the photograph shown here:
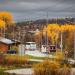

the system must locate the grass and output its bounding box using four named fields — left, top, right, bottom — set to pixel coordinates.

left=0, top=53, right=72, bottom=75
left=5, top=54, right=48, bottom=60
left=26, top=54, right=48, bottom=60
left=0, top=66, right=19, bottom=75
